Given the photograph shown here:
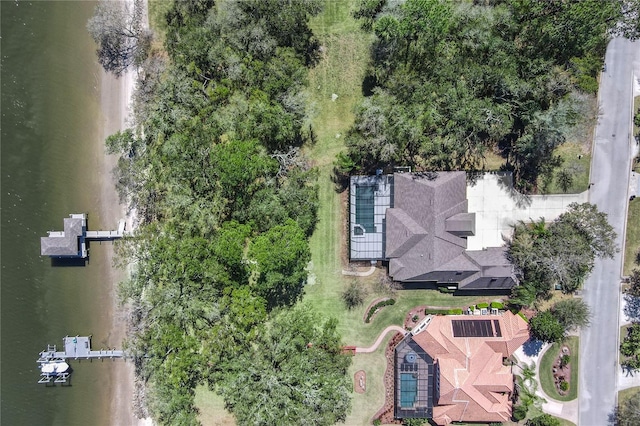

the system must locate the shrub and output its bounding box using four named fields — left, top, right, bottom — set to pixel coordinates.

left=517, top=311, right=529, bottom=323
left=342, top=281, right=366, bottom=310
left=424, top=308, right=463, bottom=315
left=373, top=419, right=381, bottom=426
left=560, top=354, right=570, bottom=368
left=477, top=302, right=489, bottom=309
left=490, top=301, right=504, bottom=309
left=365, top=299, right=396, bottom=323
left=559, top=380, right=569, bottom=392
left=437, top=286, right=455, bottom=294
left=512, top=404, right=527, bottom=421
